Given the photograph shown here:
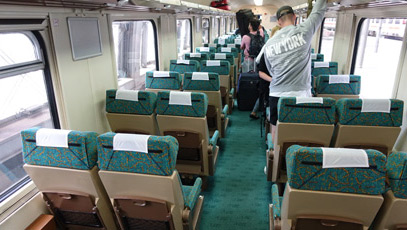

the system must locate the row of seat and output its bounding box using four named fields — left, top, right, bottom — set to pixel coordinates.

left=106, top=90, right=220, bottom=180
left=148, top=64, right=234, bottom=114
left=270, top=145, right=407, bottom=230
left=21, top=127, right=203, bottom=230
left=266, top=97, right=404, bottom=182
